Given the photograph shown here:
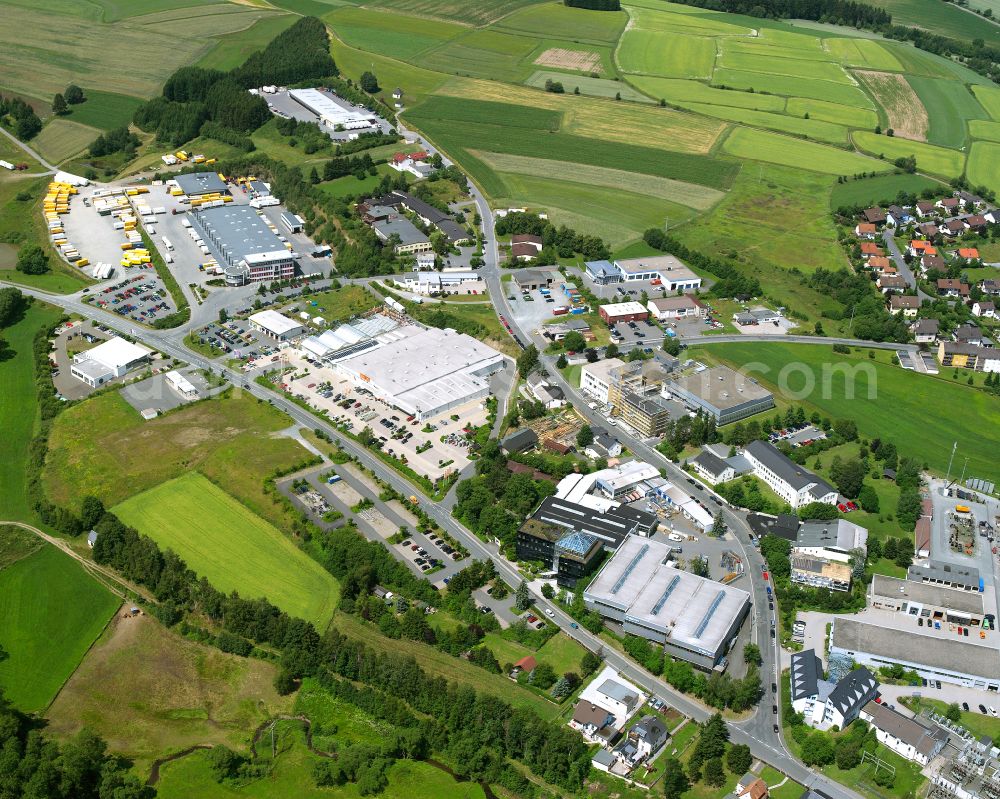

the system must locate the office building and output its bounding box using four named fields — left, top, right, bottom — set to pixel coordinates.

left=666, top=366, right=774, bottom=425
left=191, top=205, right=296, bottom=286
left=743, top=440, right=837, bottom=509
left=790, top=648, right=878, bottom=730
